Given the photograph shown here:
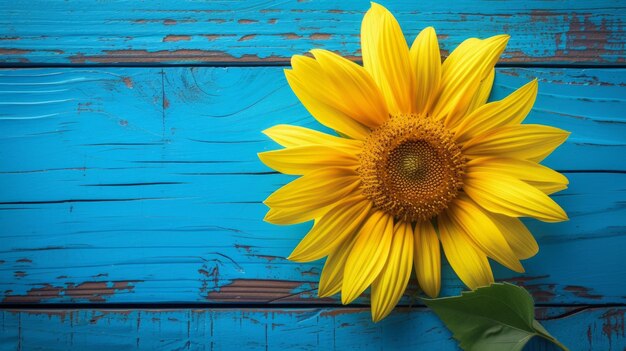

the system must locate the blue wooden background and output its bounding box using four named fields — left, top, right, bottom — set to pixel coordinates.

left=0, top=1, right=625, bottom=350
